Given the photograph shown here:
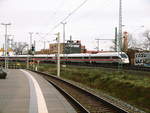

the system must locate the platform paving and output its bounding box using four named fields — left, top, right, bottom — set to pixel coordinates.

left=0, top=69, right=76, bottom=113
